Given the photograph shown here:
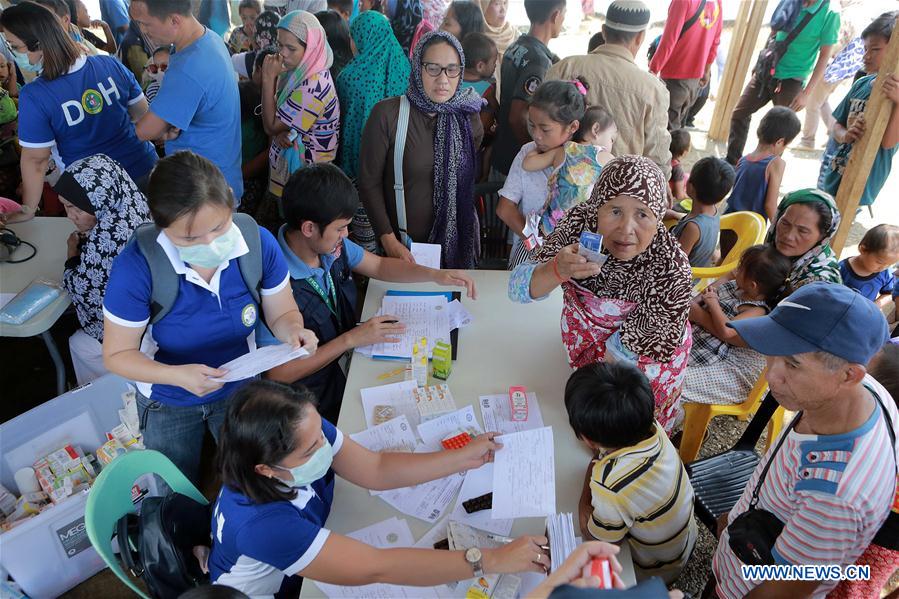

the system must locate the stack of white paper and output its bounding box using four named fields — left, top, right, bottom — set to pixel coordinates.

left=492, top=427, right=556, bottom=519
left=350, top=415, right=417, bottom=454
left=376, top=447, right=465, bottom=523
left=547, top=512, right=577, bottom=573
